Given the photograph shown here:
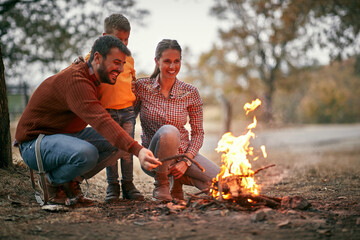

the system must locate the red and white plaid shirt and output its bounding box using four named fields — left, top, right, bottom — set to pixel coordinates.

left=134, top=76, right=204, bottom=156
